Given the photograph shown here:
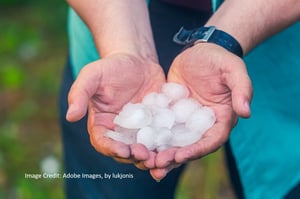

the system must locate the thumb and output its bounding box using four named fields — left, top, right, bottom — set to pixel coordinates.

left=66, top=63, right=102, bottom=122
left=225, top=62, right=253, bottom=118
